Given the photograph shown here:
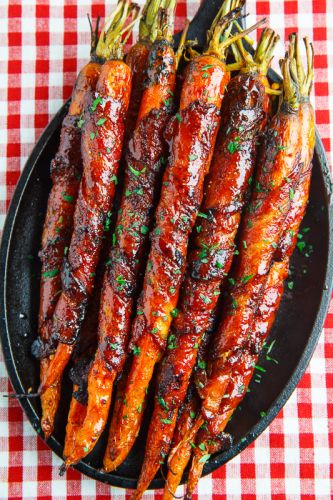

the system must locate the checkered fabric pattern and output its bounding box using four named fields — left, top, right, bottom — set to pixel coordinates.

left=0, top=0, right=332, bottom=498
